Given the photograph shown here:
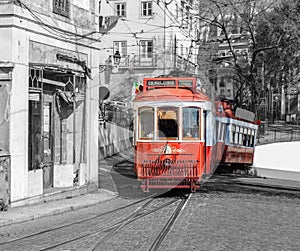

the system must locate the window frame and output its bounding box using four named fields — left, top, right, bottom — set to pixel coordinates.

left=115, top=2, right=126, bottom=17
left=53, top=0, right=70, bottom=18
left=157, top=106, right=179, bottom=140
left=141, top=1, right=152, bottom=17
left=139, top=40, right=153, bottom=58
left=113, top=41, right=127, bottom=58
left=138, top=107, right=155, bottom=140
left=182, top=107, right=201, bottom=141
